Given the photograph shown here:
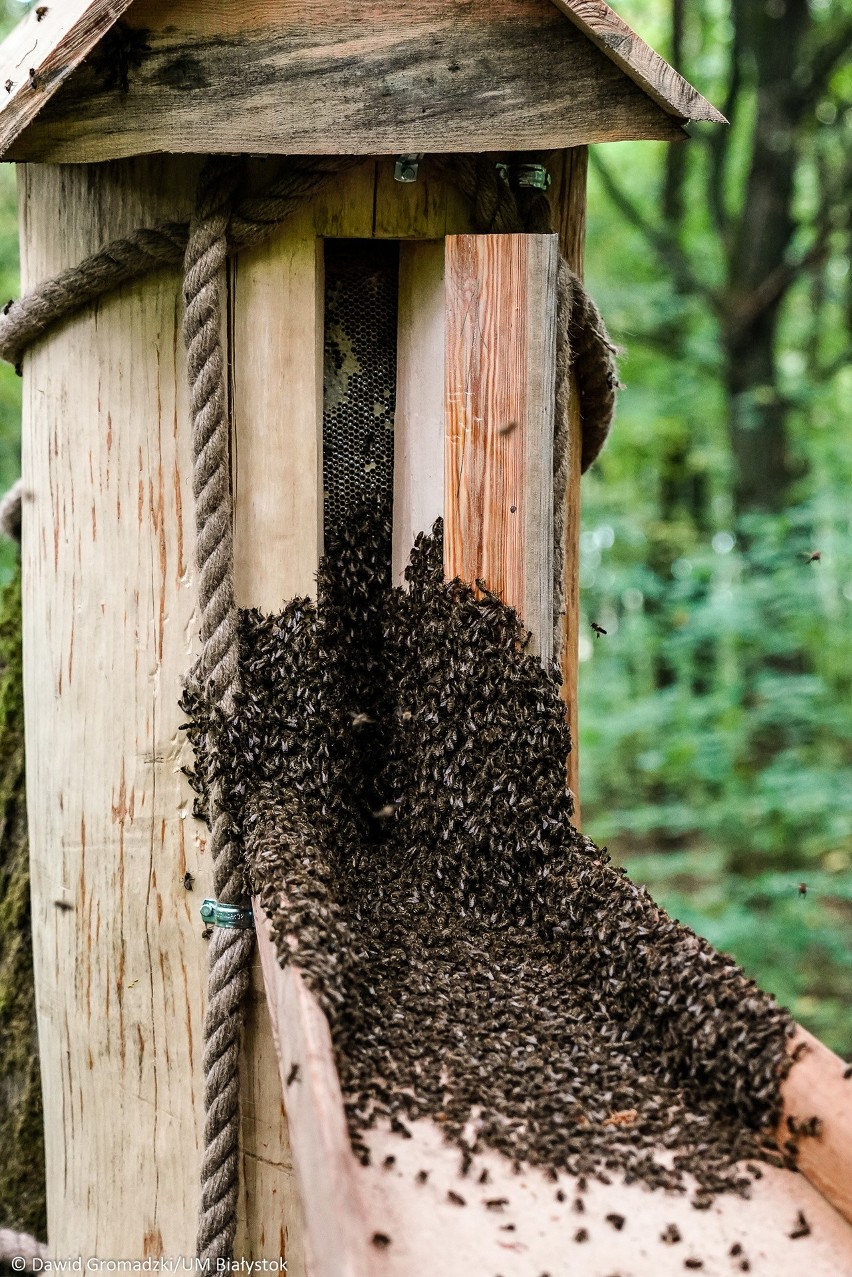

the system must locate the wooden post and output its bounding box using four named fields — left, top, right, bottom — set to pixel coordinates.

left=20, top=157, right=214, bottom=1257
left=444, top=233, right=558, bottom=662
left=551, top=147, right=587, bottom=808
left=392, top=241, right=445, bottom=586
left=18, top=156, right=308, bottom=1261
